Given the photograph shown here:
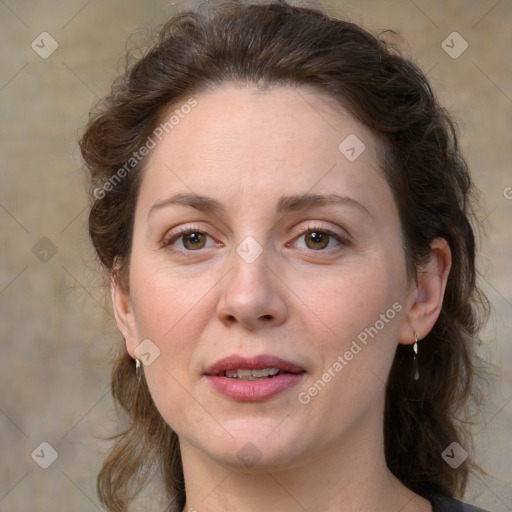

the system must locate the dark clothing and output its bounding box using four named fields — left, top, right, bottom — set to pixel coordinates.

left=430, top=493, right=492, bottom=512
